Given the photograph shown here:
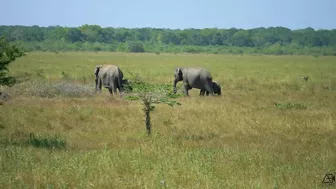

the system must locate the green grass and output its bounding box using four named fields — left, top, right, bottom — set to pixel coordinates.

left=0, top=51, right=335, bottom=188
